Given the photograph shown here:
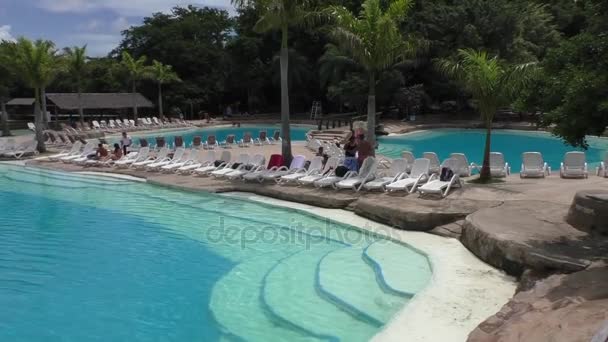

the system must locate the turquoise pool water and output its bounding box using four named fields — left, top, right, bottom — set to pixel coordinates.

left=129, top=124, right=312, bottom=147
left=0, top=165, right=431, bottom=342
left=378, top=129, right=608, bottom=173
